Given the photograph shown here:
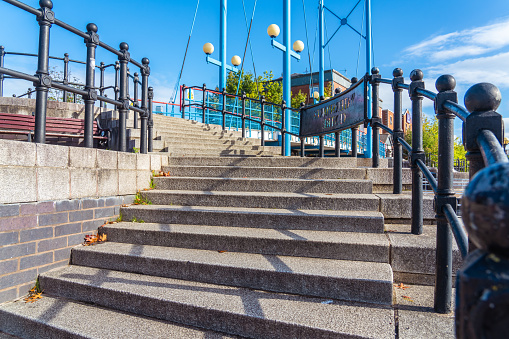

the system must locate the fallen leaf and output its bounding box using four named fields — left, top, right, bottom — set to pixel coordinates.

left=83, top=233, right=107, bottom=246
left=121, top=204, right=128, bottom=207
left=24, top=286, right=43, bottom=303
left=385, top=230, right=396, bottom=233
left=218, top=250, right=227, bottom=253
left=402, top=295, right=414, bottom=302
left=395, top=283, right=410, bottom=290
